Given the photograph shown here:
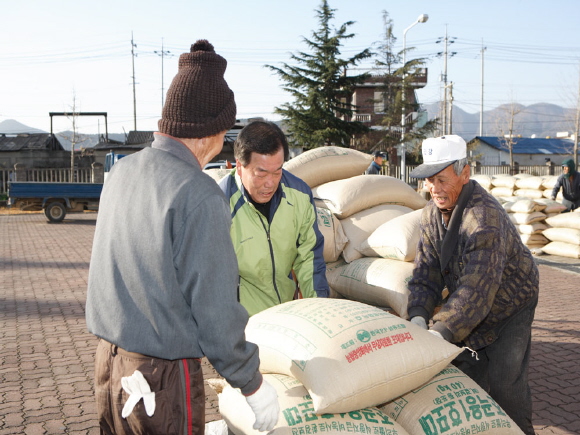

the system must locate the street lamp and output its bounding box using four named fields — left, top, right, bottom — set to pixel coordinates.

left=400, top=13, right=429, bottom=182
